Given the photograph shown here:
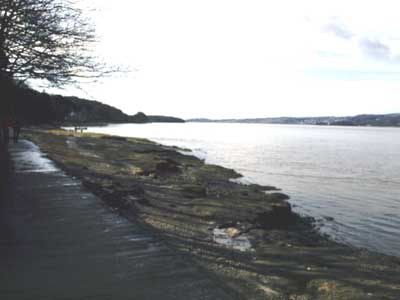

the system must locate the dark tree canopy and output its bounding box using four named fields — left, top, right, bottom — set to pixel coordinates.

left=0, top=0, right=101, bottom=87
